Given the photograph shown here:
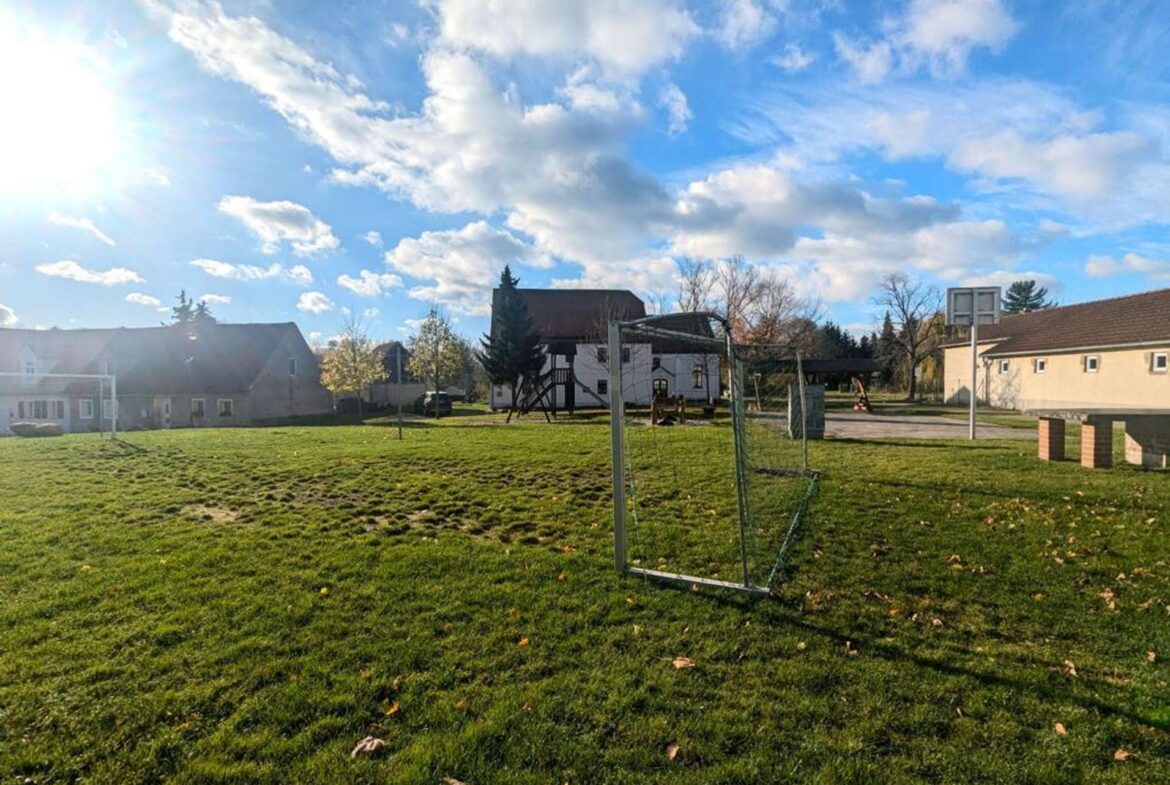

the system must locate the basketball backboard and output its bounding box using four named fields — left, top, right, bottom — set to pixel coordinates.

left=946, top=286, right=1001, bottom=326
